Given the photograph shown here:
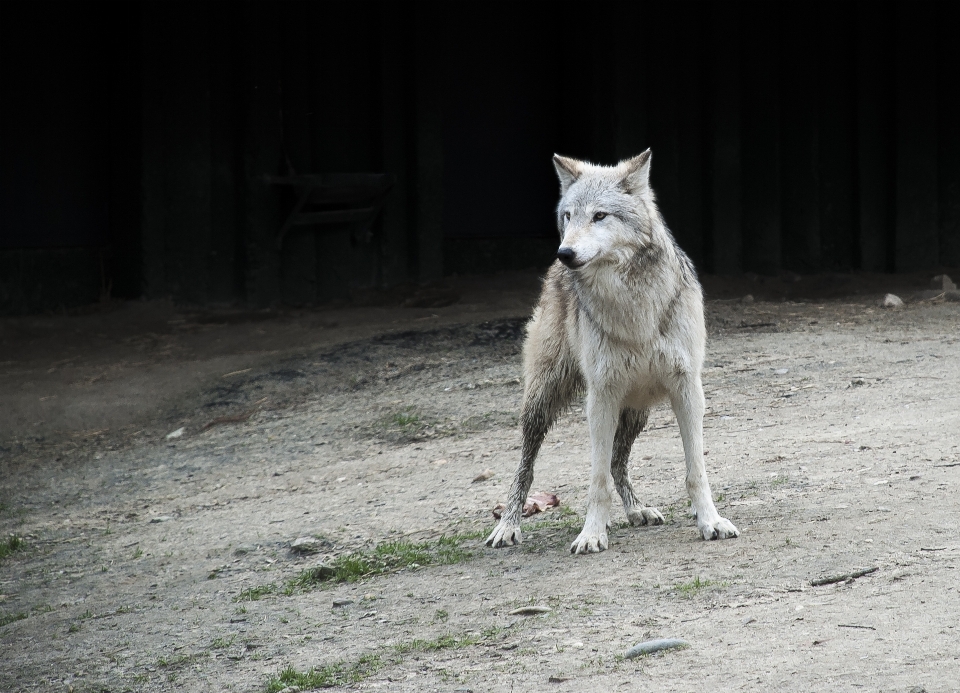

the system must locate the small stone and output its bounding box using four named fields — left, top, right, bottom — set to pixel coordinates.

left=740, top=294, right=754, bottom=305
left=332, top=599, right=354, bottom=608
left=930, top=274, right=956, bottom=291
left=165, top=427, right=184, bottom=440
left=472, top=469, right=494, bottom=483
left=290, top=537, right=322, bottom=554
left=880, top=293, right=903, bottom=308
left=743, top=617, right=756, bottom=625
left=508, top=605, right=552, bottom=615
left=149, top=516, right=172, bottom=524
left=624, top=638, right=690, bottom=658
